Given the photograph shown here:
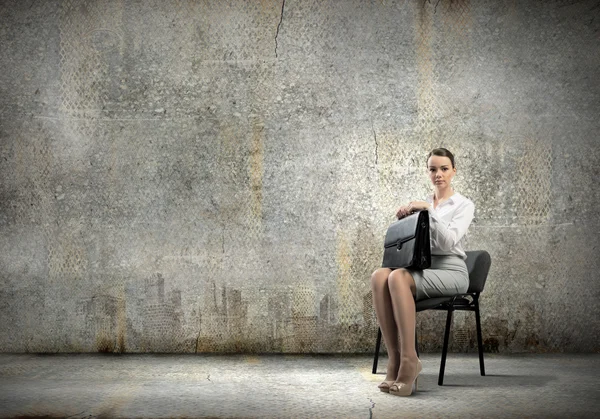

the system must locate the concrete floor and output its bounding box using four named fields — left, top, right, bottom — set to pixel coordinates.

left=0, top=353, right=598, bottom=419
